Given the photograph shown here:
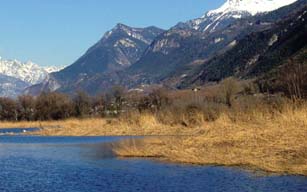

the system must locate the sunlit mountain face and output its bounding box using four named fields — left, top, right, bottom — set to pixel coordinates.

left=25, top=0, right=305, bottom=96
